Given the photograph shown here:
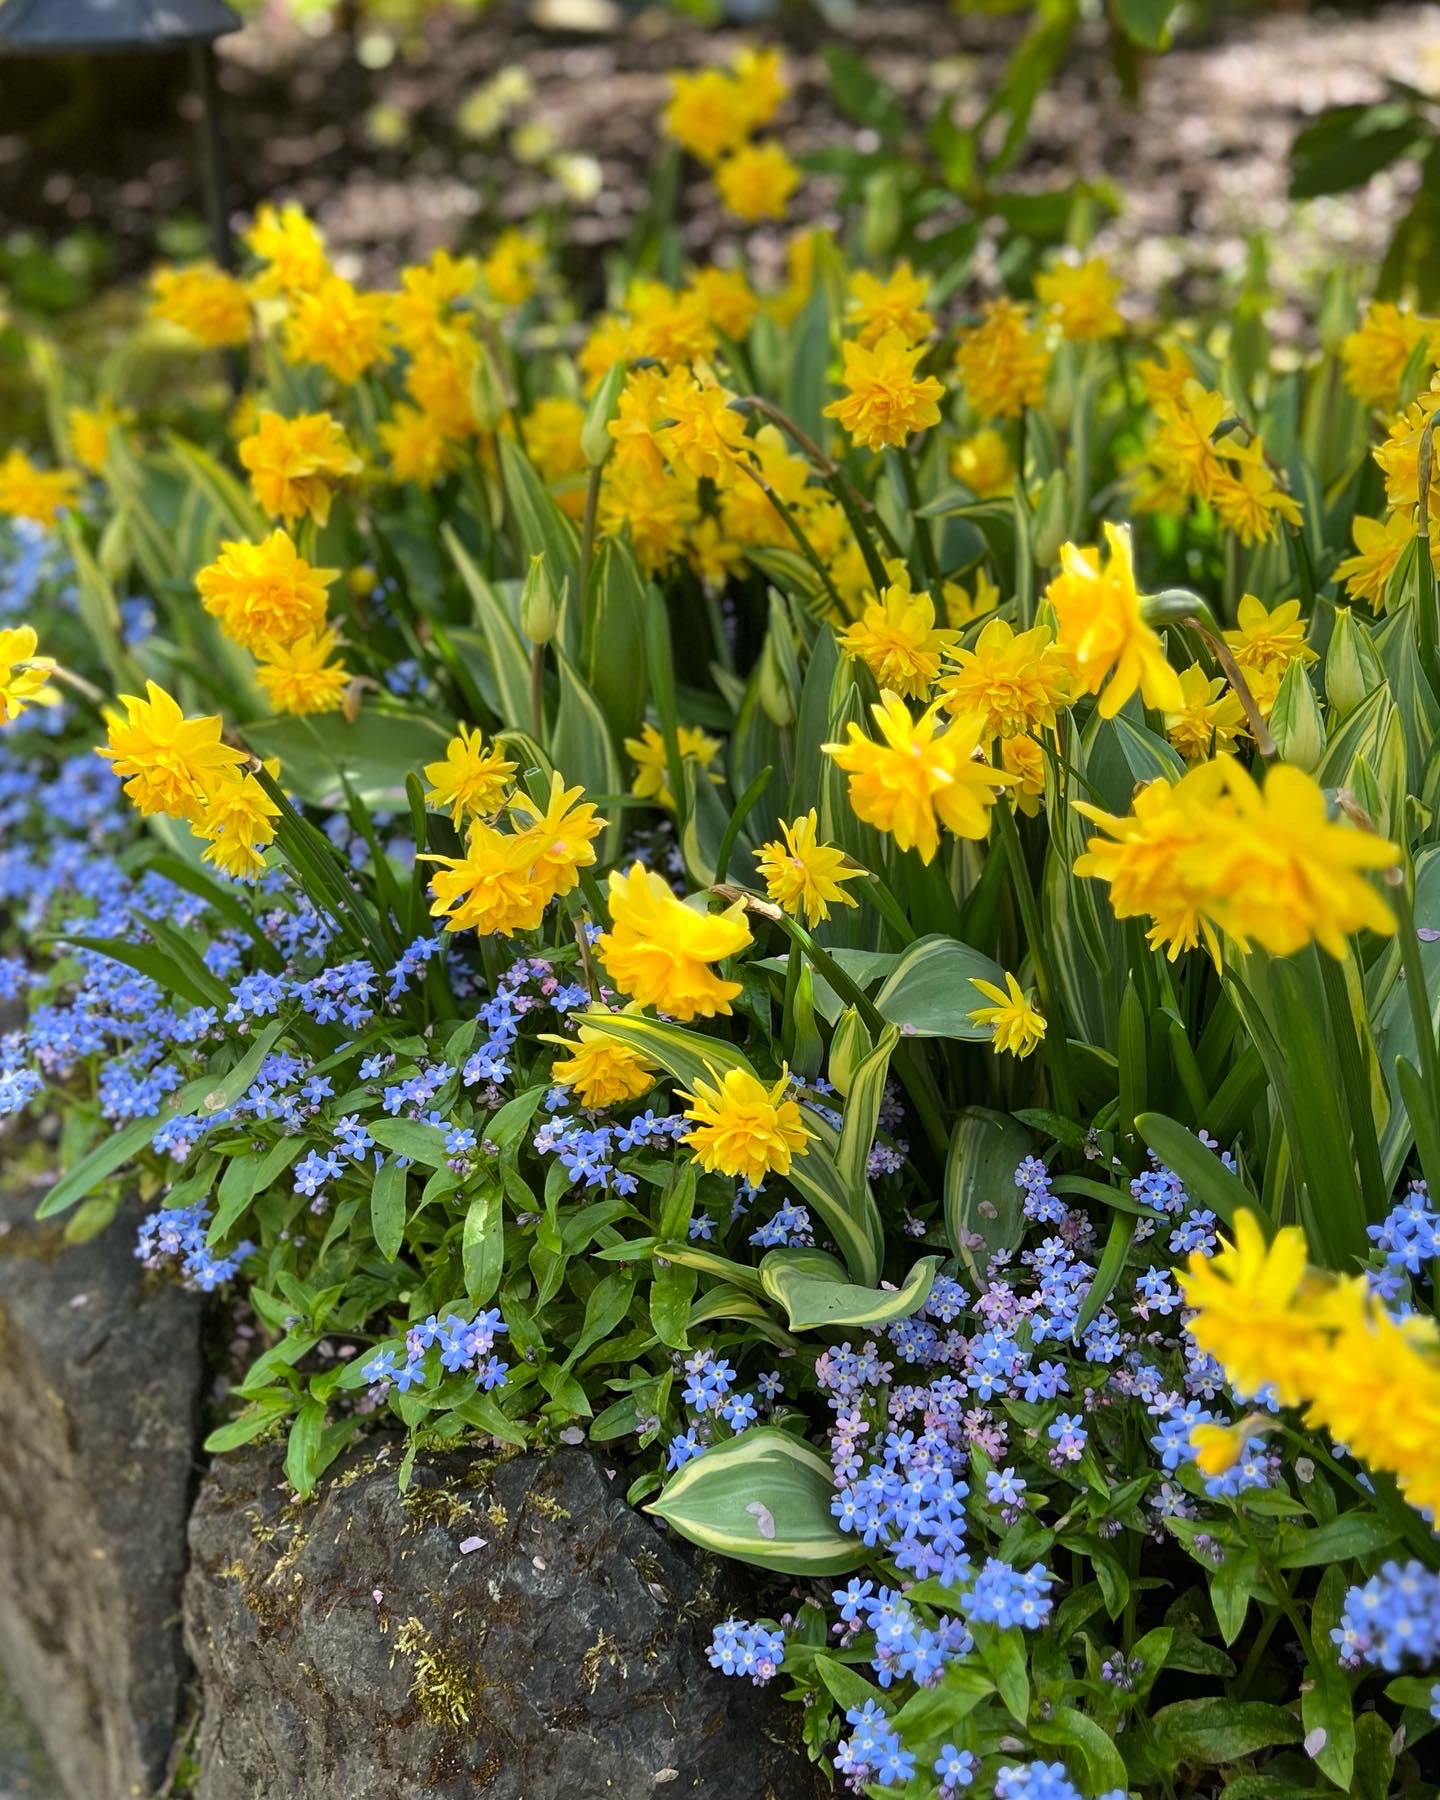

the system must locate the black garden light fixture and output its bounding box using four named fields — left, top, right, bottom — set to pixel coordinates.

left=0, top=0, right=244, bottom=279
